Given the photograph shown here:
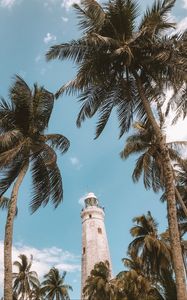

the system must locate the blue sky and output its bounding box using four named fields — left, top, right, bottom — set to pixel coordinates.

left=0, top=0, right=187, bottom=299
